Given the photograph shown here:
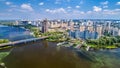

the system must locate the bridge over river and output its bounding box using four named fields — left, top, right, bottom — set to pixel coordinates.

left=0, top=36, right=48, bottom=47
